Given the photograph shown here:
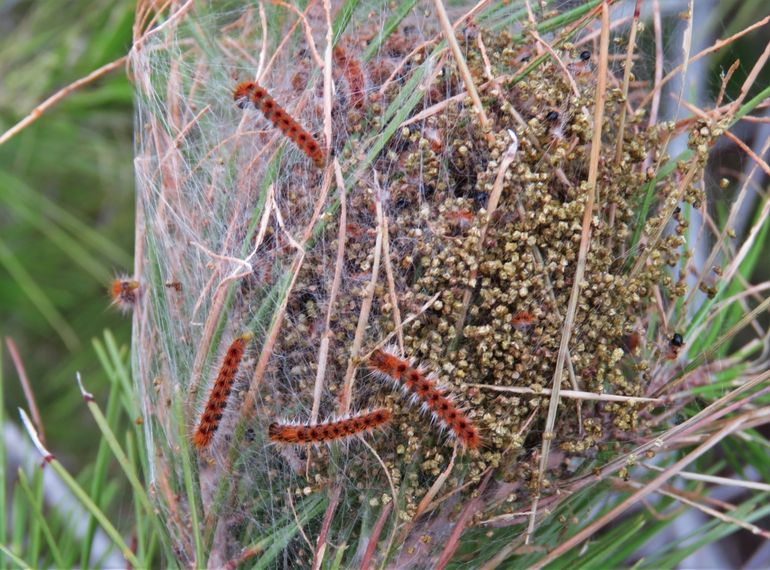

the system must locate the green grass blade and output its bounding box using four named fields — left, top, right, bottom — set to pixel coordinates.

left=126, top=431, right=147, bottom=563
left=253, top=495, right=327, bottom=570
left=27, top=468, right=43, bottom=565
left=0, top=543, right=32, bottom=570
left=100, top=331, right=140, bottom=423
left=0, top=237, right=79, bottom=349
left=361, top=0, right=419, bottom=62
left=79, top=363, right=122, bottom=569
left=10, top=481, right=25, bottom=562
left=0, top=172, right=112, bottom=282
left=77, top=373, right=154, bottom=516
left=16, top=469, right=65, bottom=569
left=17, top=409, right=141, bottom=569
left=173, top=394, right=205, bottom=567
